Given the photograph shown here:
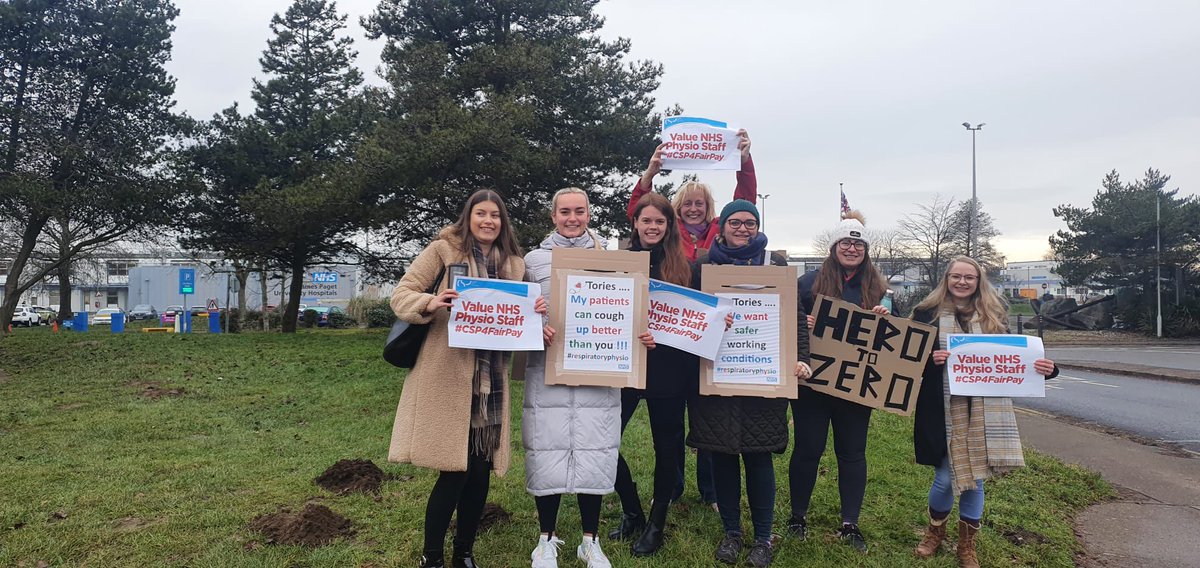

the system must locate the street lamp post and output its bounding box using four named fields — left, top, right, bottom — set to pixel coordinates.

left=758, top=193, right=770, bottom=231
left=1157, top=192, right=1162, bottom=338
left=962, top=122, right=985, bottom=258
